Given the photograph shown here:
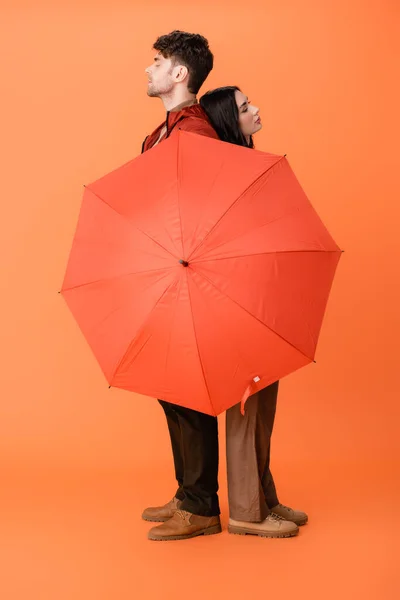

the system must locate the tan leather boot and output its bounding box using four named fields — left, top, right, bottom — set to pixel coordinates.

left=228, top=512, right=299, bottom=538
left=148, top=509, right=222, bottom=541
left=270, top=503, right=308, bottom=526
left=141, top=497, right=181, bottom=522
